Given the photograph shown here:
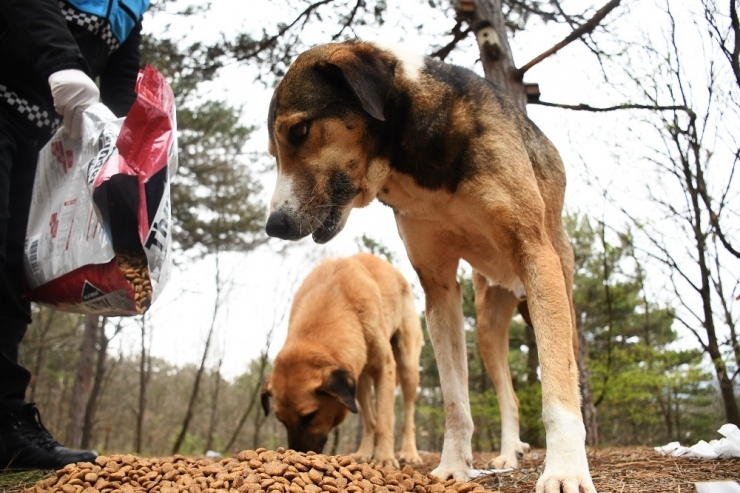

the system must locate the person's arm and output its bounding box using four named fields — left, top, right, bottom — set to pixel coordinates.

left=99, top=21, right=143, bottom=117
left=3, top=0, right=89, bottom=79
